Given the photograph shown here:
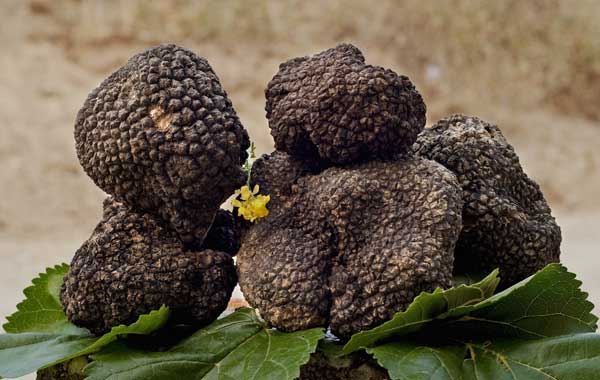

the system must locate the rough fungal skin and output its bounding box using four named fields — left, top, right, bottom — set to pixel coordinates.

left=60, top=198, right=237, bottom=335
left=299, top=352, right=389, bottom=380
left=200, top=209, right=241, bottom=256
left=74, top=44, right=250, bottom=246
left=36, top=358, right=87, bottom=380
left=265, top=44, right=426, bottom=165
left=237, top=152, right=463, bottom=337
left=413, top=114, right=561, bottom=286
